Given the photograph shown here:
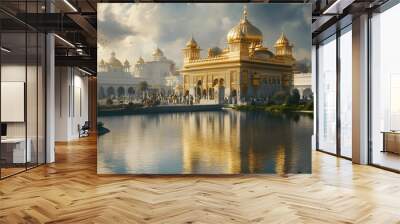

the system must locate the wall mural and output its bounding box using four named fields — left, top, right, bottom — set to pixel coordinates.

left=97, top=3, right=313, bottom=174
